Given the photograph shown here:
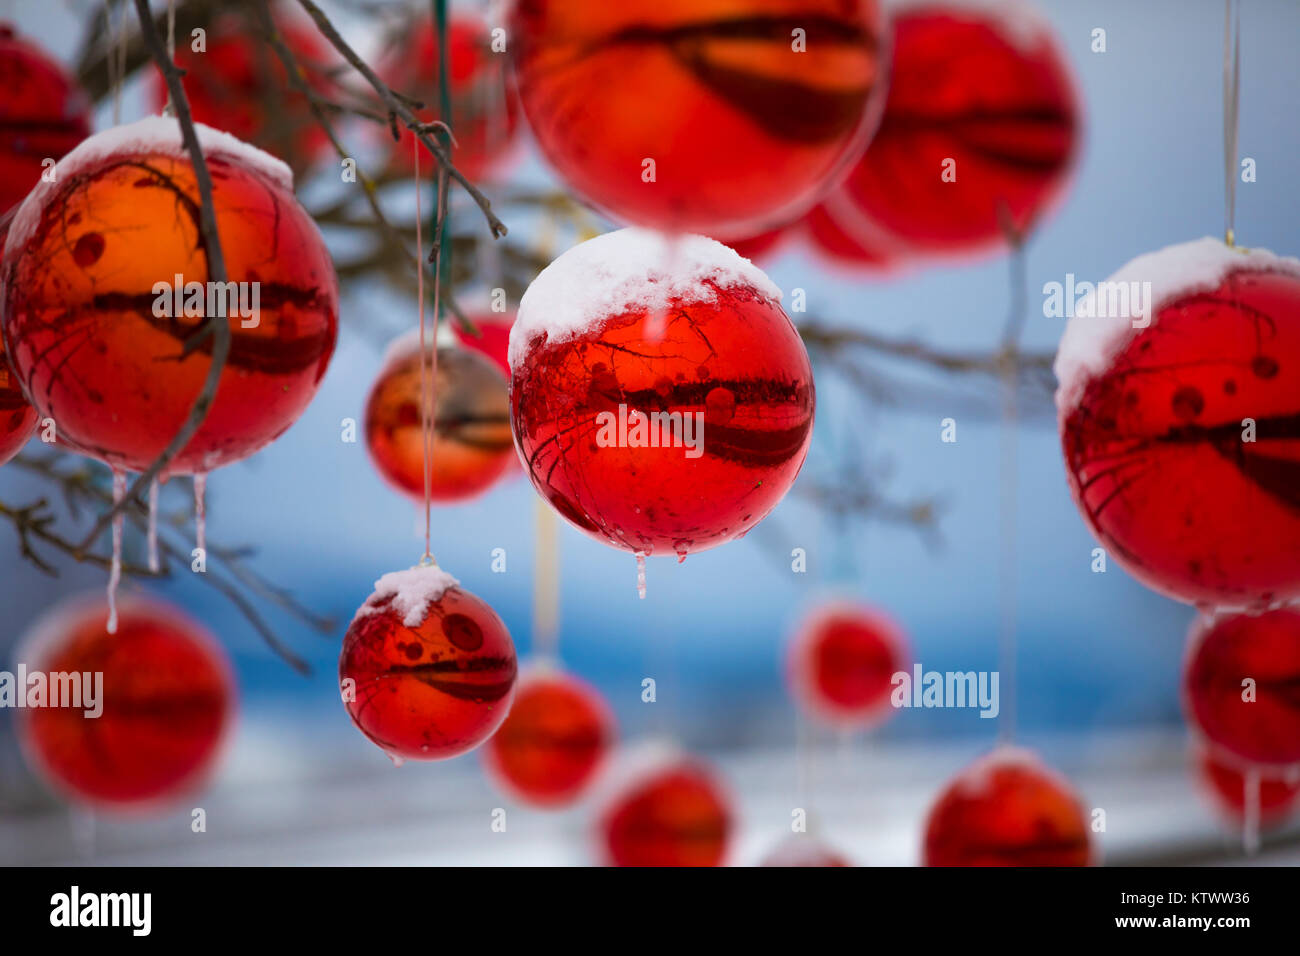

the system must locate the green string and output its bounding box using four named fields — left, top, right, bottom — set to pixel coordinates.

left=431, top=0, right=453, bottom=326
